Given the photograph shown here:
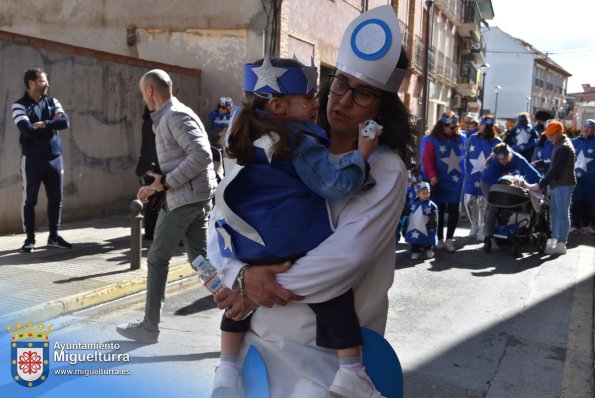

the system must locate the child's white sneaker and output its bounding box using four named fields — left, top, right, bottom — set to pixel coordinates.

left=437, top=239, right=445, bottom=249
left=211, top=365, right=239, bottom=398
left=329, top=367, right=385, bottom=398
left=426, top=249, right=434, bottom=258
